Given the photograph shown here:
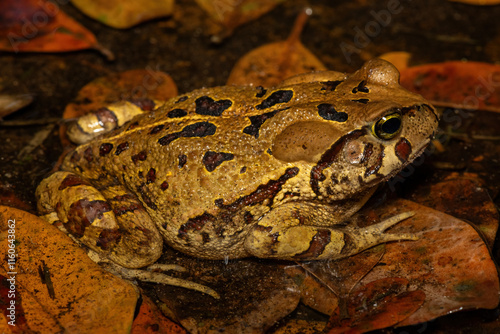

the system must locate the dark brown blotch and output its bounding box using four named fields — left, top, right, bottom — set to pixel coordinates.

left=158, top=122, right=217, bottom=146
left=176, top=96, right=188, bottom=103
left=115, top=142, right=129, bottom=155
left=84, top=147, right=93, bottom=162
left=66, top=199, right=112, bottom=238
left=132, top=150, right=148, bottom=164
left=96, top=108, right=118, bottom=126
left=255, top=86, right=267, bottom=98
left=395, top=138, right=412, bottom=163
left=131, top=98, right=156, bottom=111
left=317, top=103, right=348, bottom=122
left=243, top=108, right=282, bottom=138
left=203, top=151, right=234, bottom=172
left=146, top=168, right=156, bottom=184
left=178, top=154, right=187, bottom=168
left=195, top=96, right=232, bottom=116
left=160, top=181, right=169, bottom=191
left=96, top=229, right=122, bottom=250
left=352, top=80, right=369, bottom=93
left=167, top=109, right=187, bottom=118
left=321, top=80, right=343, bottom=91
left=351, top=98, right=369, bottom=104
left=256, top=90, right=293, bottom=110
left=99, top=143, right=113, bottom=157
left=149, top=124, right=164, bottom=135
left=295, top=229, right=331, bottom=259
left=58, top=174, right=88, bottom=190
left=178, top=212, right=214, bottom=240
